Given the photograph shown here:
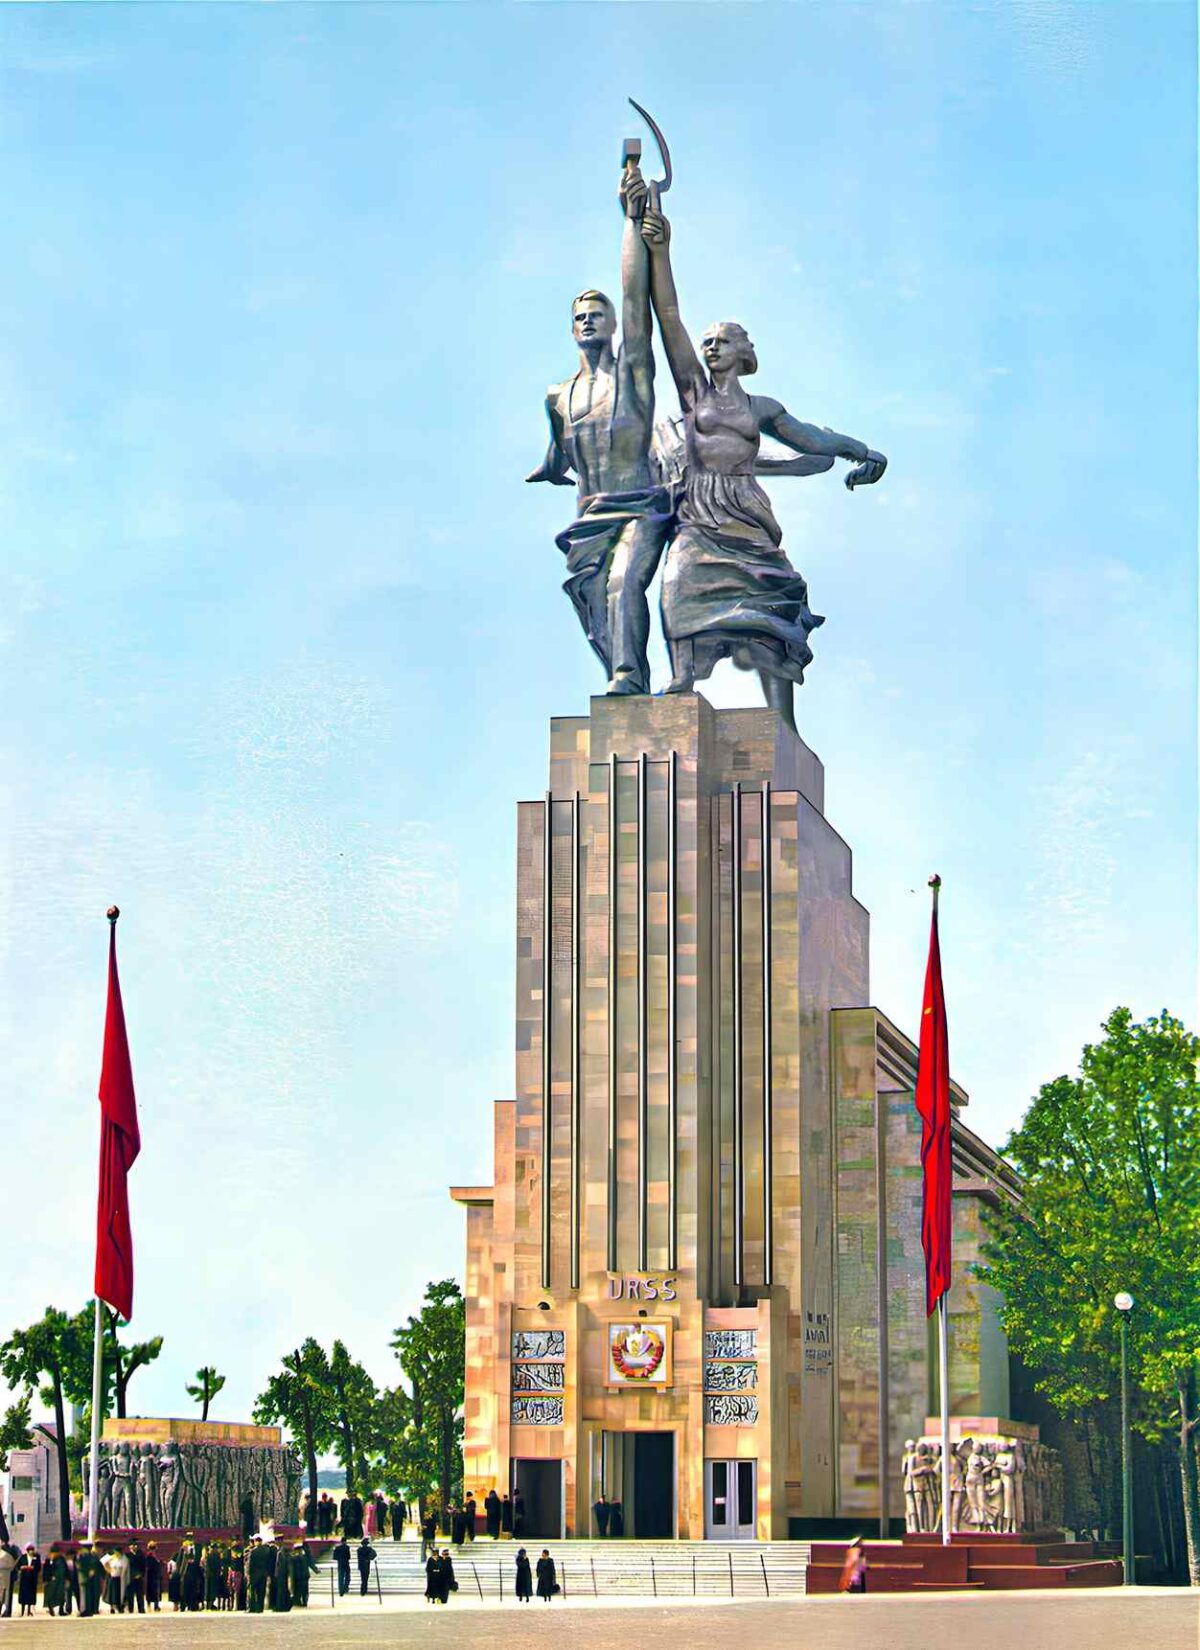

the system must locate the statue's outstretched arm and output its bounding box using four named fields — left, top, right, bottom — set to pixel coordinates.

left=619, top=166, right=653, bottom=389
left=641, top=209, right=705, bottom=405
left=526, top=395, right=573, bottom=486
left=761, top=405, right=887, bottom=490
